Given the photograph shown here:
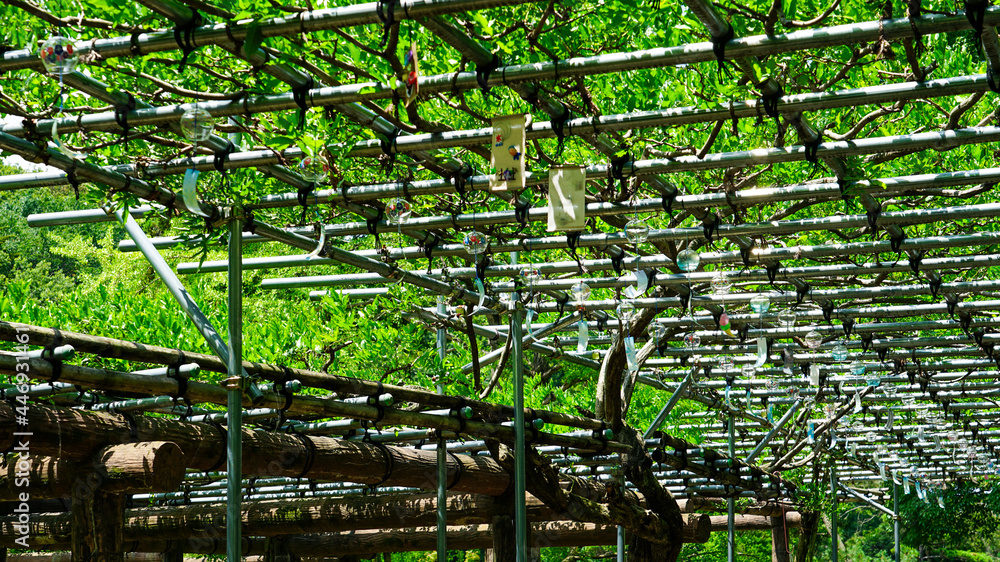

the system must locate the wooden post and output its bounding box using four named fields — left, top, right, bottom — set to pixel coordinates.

left=264, top=538, right=297, bottom=562
left=161, top=545, right=182, bottom=562
left=71, top=491, right=125, bottom=562
left=771, top=516, right=790, bottom=562
left=793, top=511, right=820, bottom=562
left=491, top=489, right=516, bottom=562
left=67, top=441, right=183, bottom=562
